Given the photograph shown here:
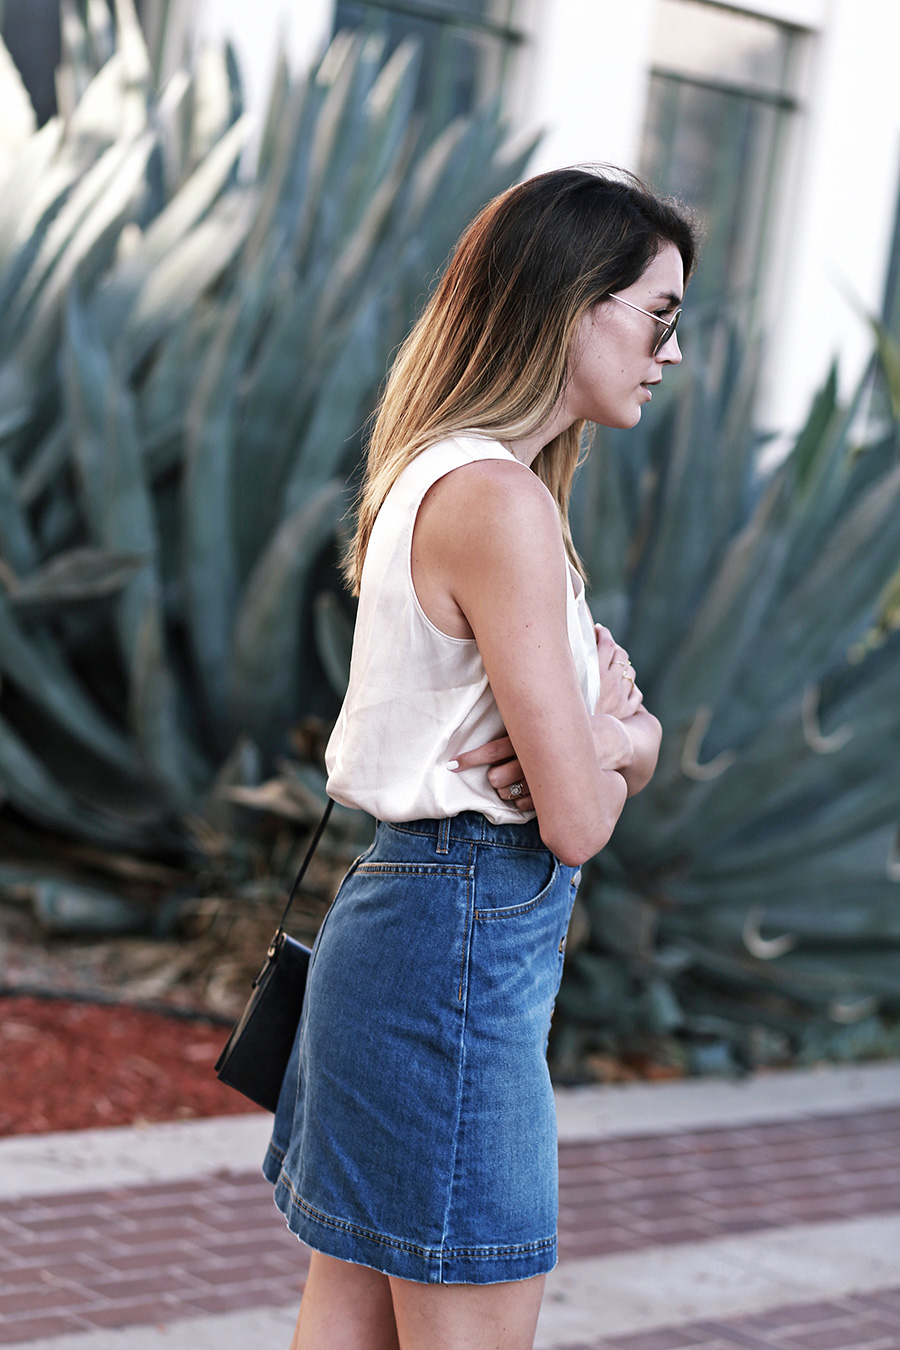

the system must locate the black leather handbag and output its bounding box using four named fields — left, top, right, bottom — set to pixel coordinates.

left=215, top=799, right=334, bottom=1112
